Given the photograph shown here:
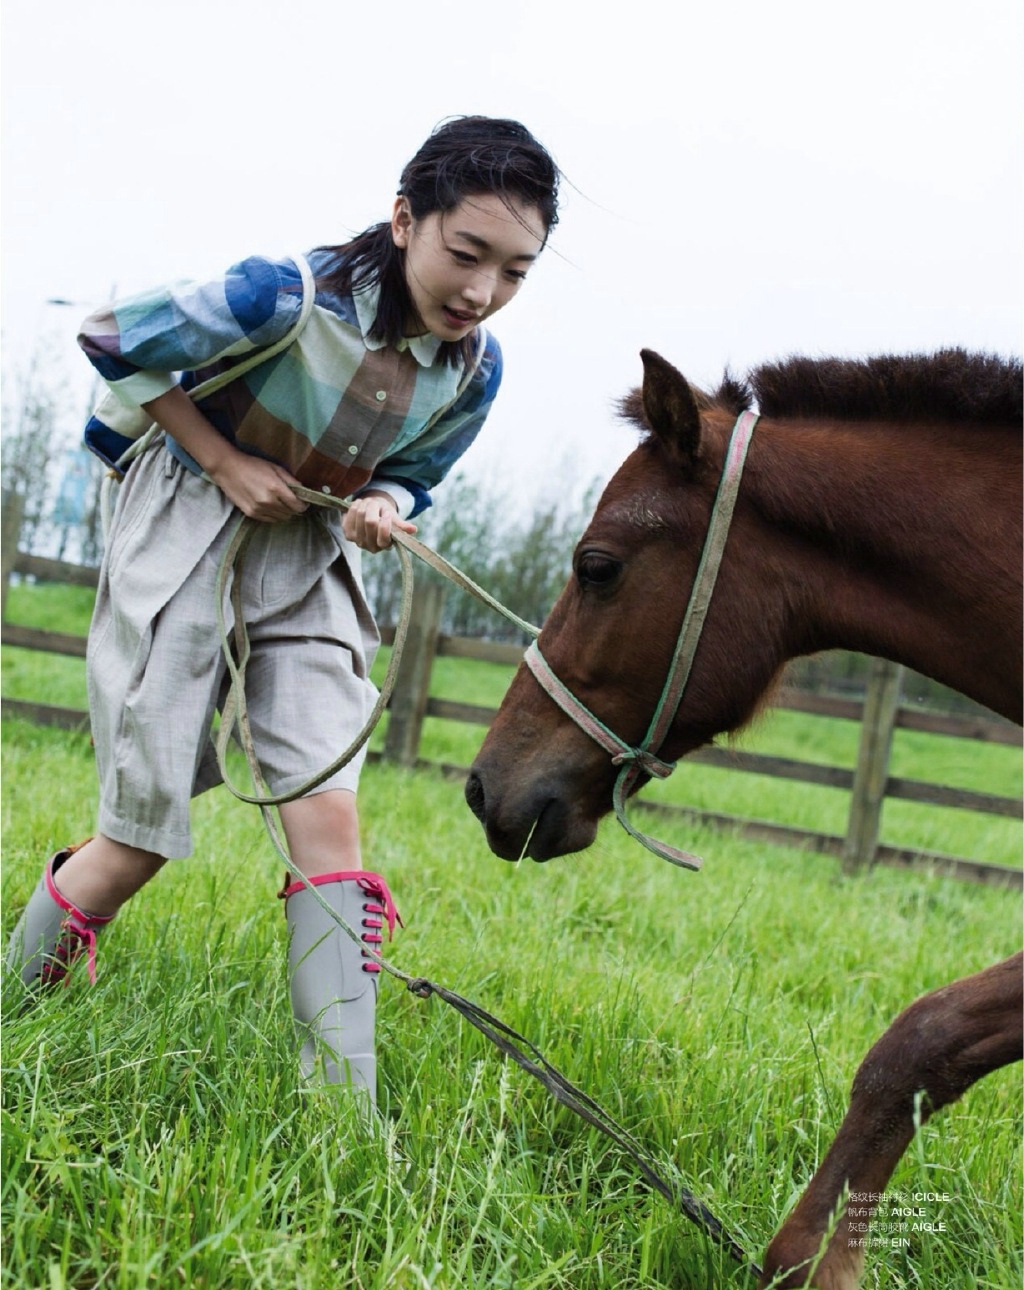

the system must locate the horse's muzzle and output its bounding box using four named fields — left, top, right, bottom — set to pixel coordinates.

left=464, top=766, right=598, bottom=862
